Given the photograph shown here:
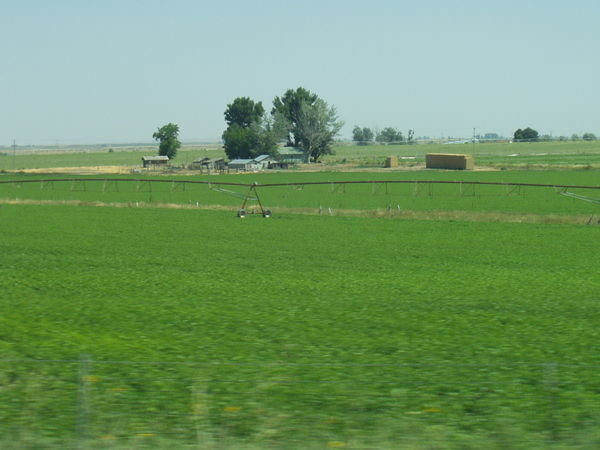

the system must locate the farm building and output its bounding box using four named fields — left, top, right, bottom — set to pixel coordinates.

left=189, top=157, right=226, bottom=172
left=426, top=153, right=474, bottom=170
left=228, top=155, right=274, bottom=171
left=278, top=147, right=305, bottom=164
left=269, top=147, right=306, bottom=168
left=142, top=155, right=169, bottom=168
left=254, top=154, right=274, bottom=169
left=228, top=159, right=257, bottom=171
